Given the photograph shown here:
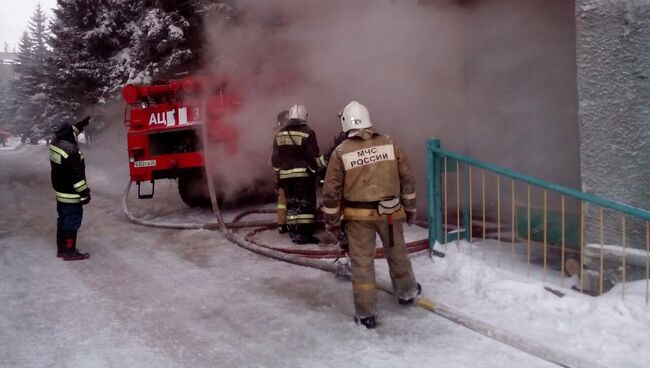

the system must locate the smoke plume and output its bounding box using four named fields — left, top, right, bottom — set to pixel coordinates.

left=200, top=0, right=581, bottom=213
left=201, top=0, right=466, bottom=200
